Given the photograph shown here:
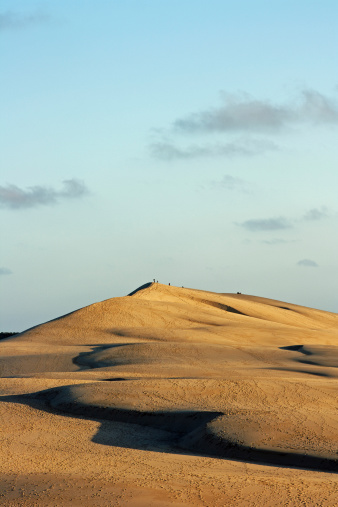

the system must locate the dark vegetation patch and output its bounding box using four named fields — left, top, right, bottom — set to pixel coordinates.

left=0, top=332, right=18, bottom=340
